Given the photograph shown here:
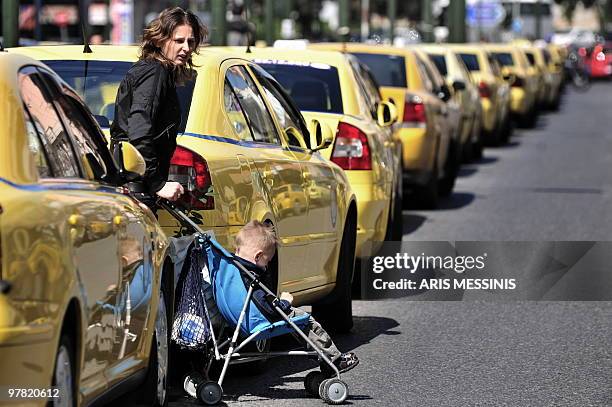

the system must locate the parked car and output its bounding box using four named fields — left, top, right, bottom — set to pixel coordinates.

left=227, top=46, right=402, bottom=259
left=0, top=52, right=173, bottom=406
left=311, top=43, right=454, bottom=208
left=10, top=45, right=359, bottom=332
left=450, top=44, right=512, bottom=145
left=485, top=43, right=540, bottom=126
left=420, top=44, right=484, bottom=161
